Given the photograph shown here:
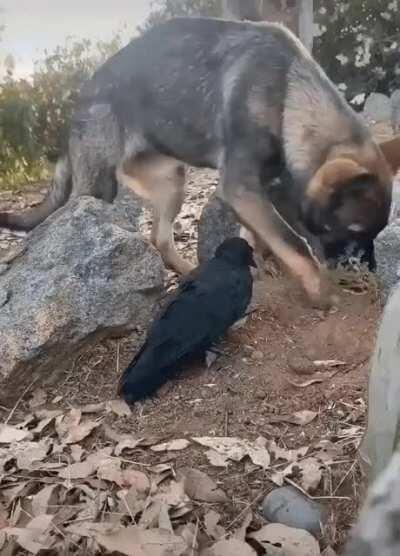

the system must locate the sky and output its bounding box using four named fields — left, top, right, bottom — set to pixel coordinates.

left=0, top=0, right=152, bottom=77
